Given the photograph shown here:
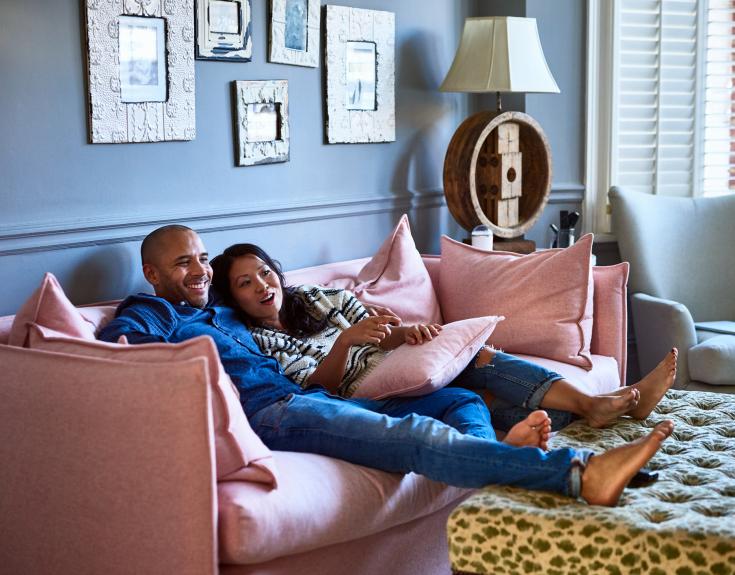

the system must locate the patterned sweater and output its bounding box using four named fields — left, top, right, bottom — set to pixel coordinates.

left=250, top=285, right=388, bottom=397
